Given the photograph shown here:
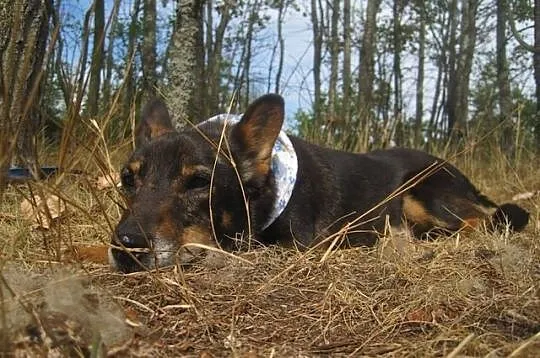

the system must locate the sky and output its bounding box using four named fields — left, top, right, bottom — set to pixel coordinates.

left=60, top=0, right=536, bottom=126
